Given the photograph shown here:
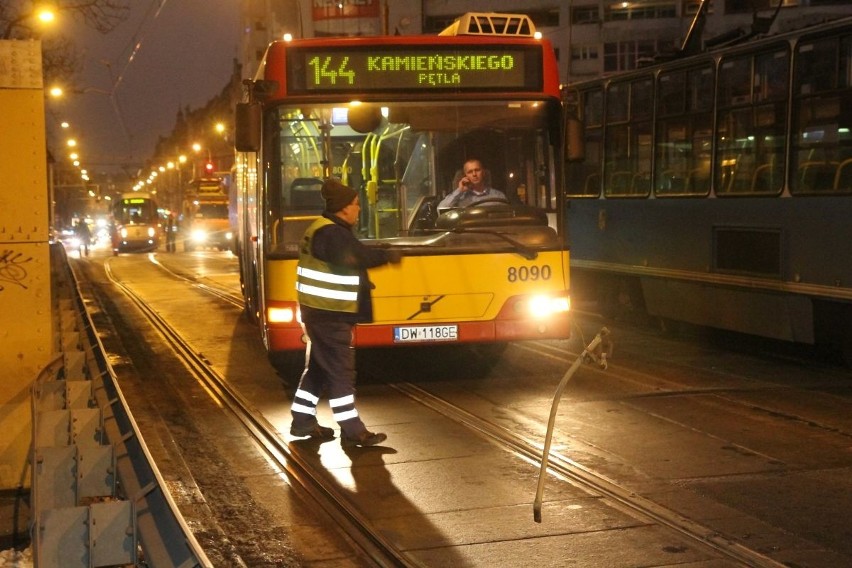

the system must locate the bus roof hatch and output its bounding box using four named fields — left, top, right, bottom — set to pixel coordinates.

left=439, top=13, right=536, bottom=37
